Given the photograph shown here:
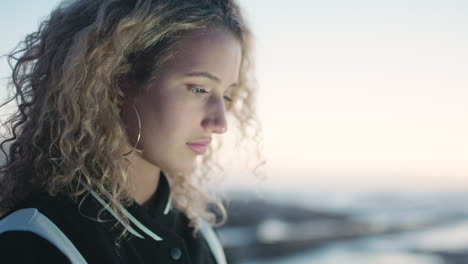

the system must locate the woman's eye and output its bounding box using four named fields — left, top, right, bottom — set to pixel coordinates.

left=191, top=86, right=208, bottom=94
left=190, top=86, right=232, bottom=102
